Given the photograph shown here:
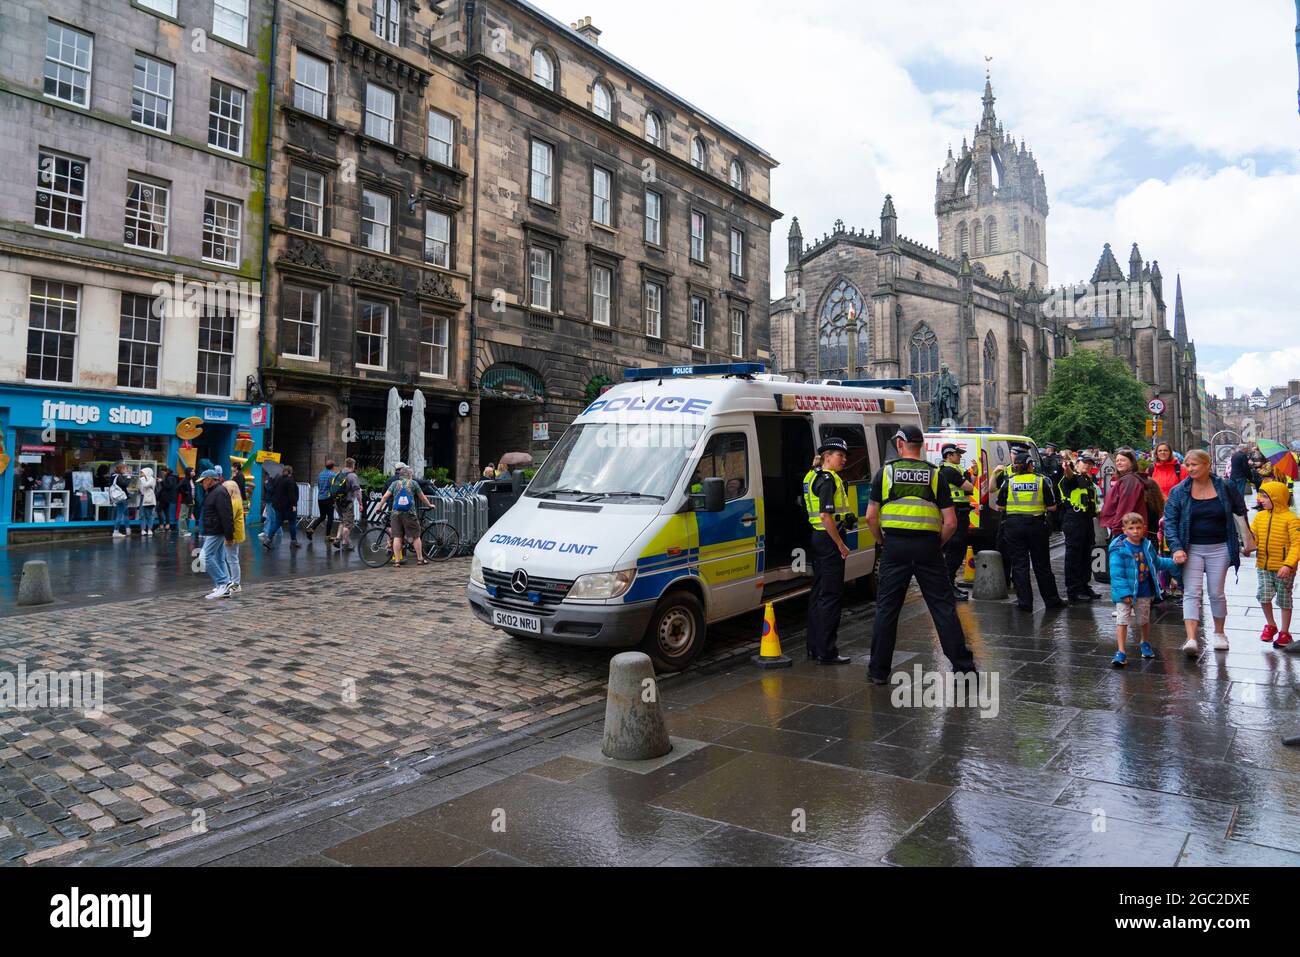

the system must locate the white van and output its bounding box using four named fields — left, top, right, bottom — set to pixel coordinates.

left=467, top=363, right=924, bottom=671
